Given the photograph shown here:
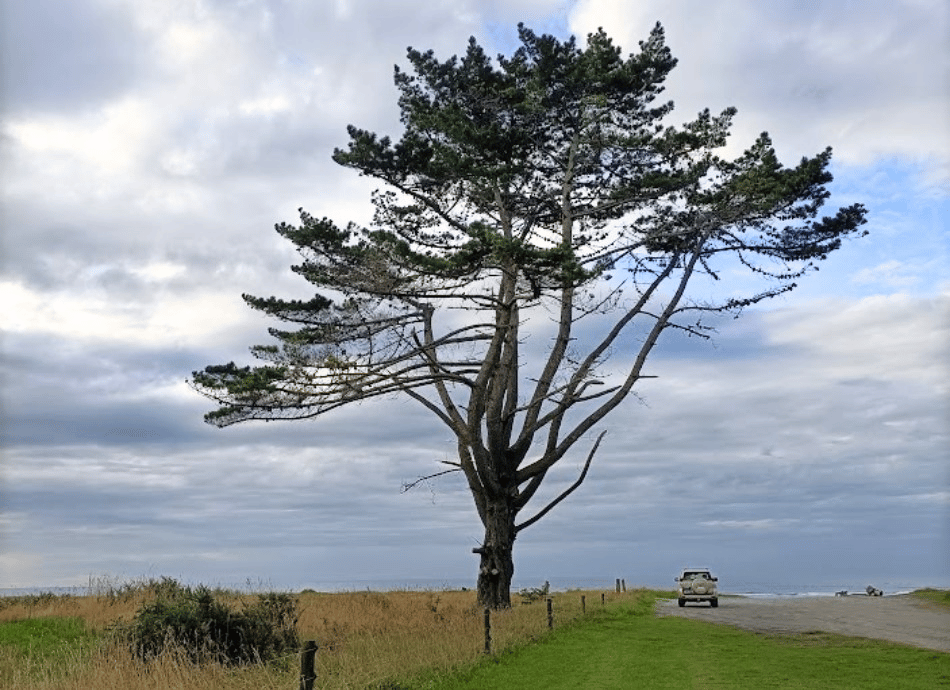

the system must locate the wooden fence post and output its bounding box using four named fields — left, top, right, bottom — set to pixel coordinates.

left=601, top=592, right=605, bottom=606
left=299, top=640, right=317, bottom=690
left=621, top=579, right=626, bottom=592
left=483, top=608, right=491, bottom=654
left=547, top=598, right=553, bottom=629
left=615, top=578, right=621, bottom=593
left=581, top=594, right=586, bottom=614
